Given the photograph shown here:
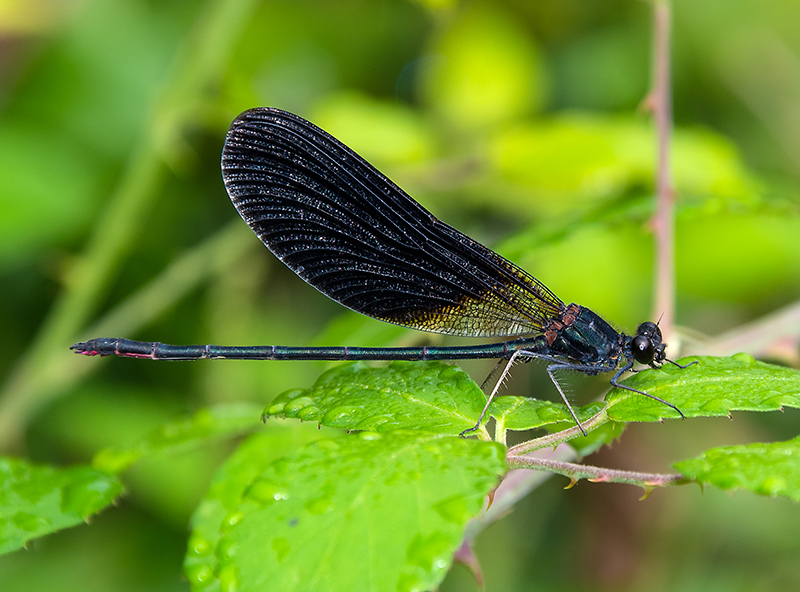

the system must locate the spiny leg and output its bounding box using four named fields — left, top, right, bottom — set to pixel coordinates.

left=461, top=351, right=604, bottom=437
left=460, top=352, right=521, bottom=437
left=545, top=364, right=587, bottom=437
left=519, top=352, right=619, bottom=436
left=480, top=357, right=509, bottom=390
